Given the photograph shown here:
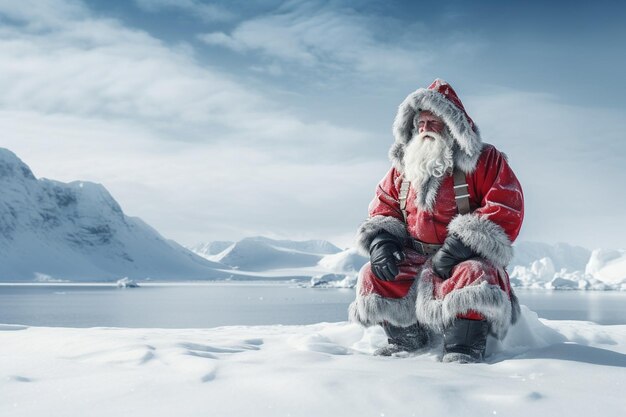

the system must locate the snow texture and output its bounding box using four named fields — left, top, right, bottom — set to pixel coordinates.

left=1, top=306, right=624, bottom=417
